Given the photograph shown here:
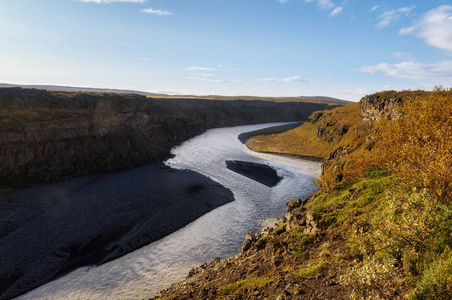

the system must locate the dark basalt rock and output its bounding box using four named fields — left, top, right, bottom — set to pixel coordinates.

left=225, top=160, right=282, bottom=187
